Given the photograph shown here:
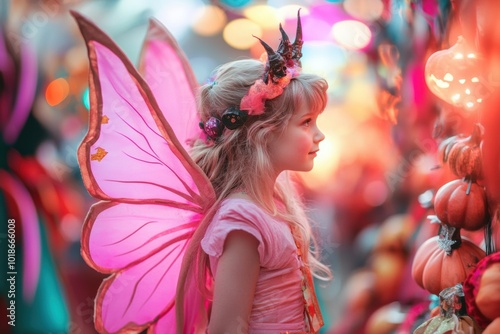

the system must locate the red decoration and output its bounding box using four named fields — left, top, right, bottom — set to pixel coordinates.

left=463, top=252, right=500, bottom=328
